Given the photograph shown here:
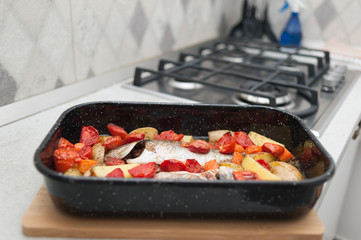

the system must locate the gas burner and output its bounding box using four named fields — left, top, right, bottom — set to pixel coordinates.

left=232, top=84, right=293, bottom=108
left=220, top=49, right=247, bottom=63
left=168, top=78, right=203, bottom=90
